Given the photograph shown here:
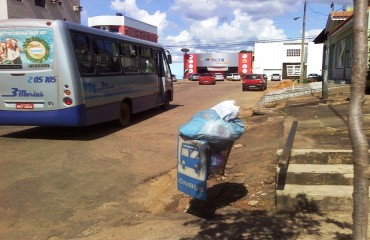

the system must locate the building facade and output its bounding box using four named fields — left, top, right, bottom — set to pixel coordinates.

left=0, top=0, right=81, bottom=23
left=184, top=52, right=253, bottom=78
left=253, top=41, right=323, bottom=80
left=88, top=15, right=158, bottom=43
left=314, top=10, right=354, bottom=82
